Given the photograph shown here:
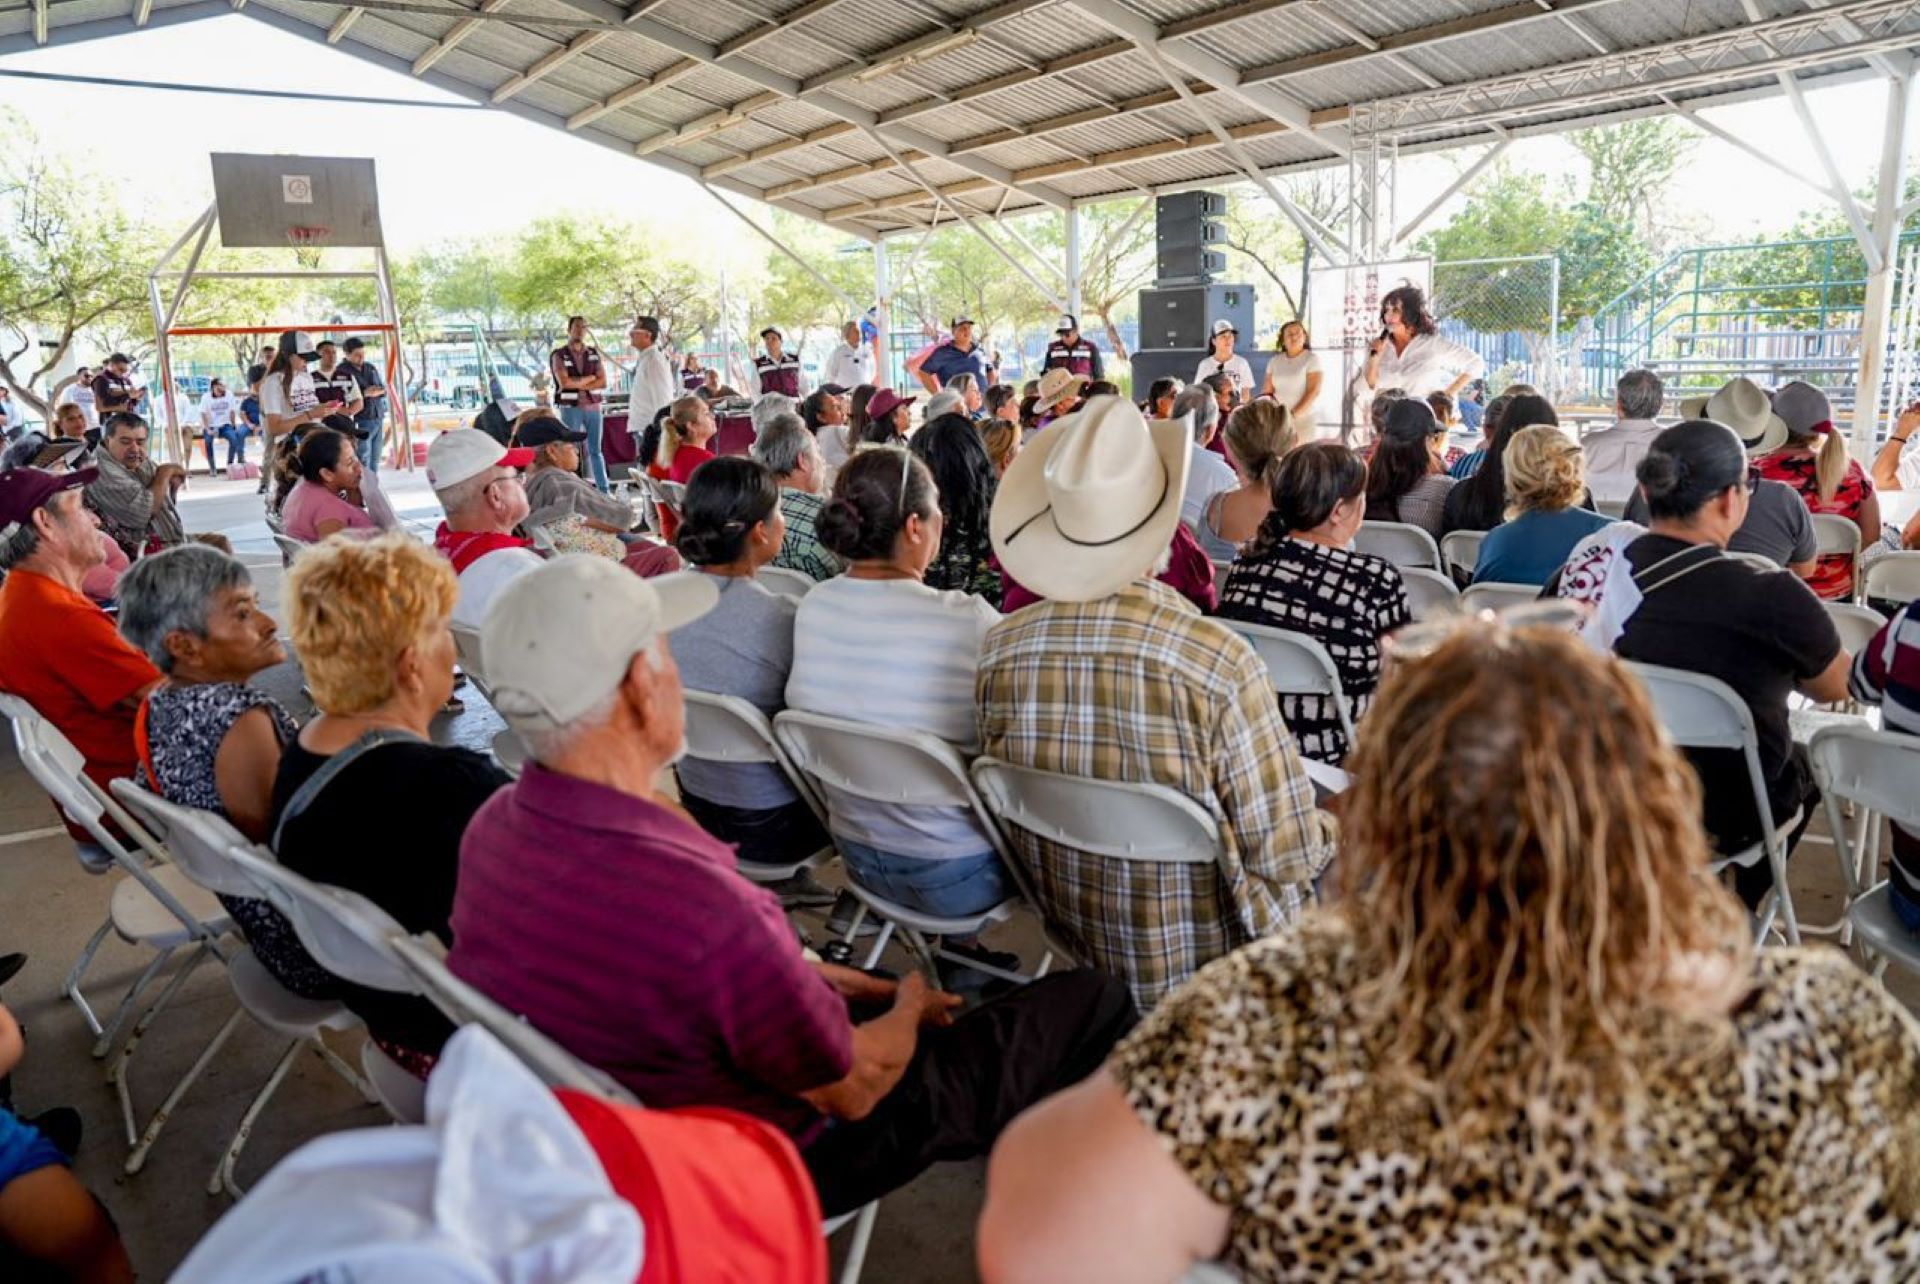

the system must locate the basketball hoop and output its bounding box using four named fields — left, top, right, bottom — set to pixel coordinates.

left=286, top=225, right=333, bottom=249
